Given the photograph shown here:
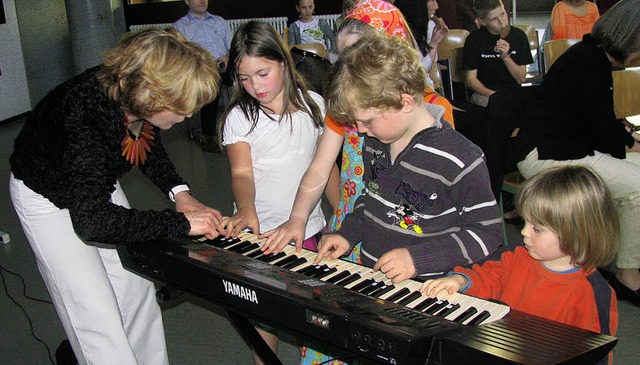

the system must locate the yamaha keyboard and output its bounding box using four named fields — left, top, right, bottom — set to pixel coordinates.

left=117, top=232, right=617, bottom=365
